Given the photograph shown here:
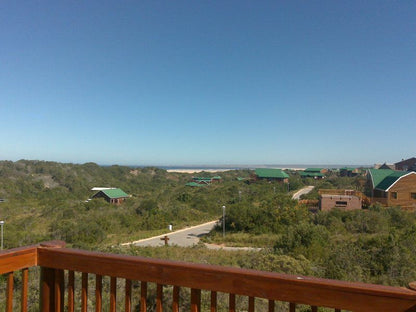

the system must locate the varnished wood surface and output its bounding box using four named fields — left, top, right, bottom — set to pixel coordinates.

left=268, top=300, right=274, bottom=312
left=191, top=288, right=201, bottom=312
left=172, top=286, right=180, bottom=312
left=125, top=279, right=132, bottom=312
left=0, top=246, right=37, bottom=274
left=210, top=291, right=217, bottom=312
left=0, top=240, right=64, bottom=274
left=156, top=284, right=163, bottom=312
left=21, top=268, right=28, bottom=312
left=140, top=281, right=147, bottom=312
left=95, top=274, right=102, bottom=312
left=37, top=246, right=416, bottom=312
left=6, top=272, right=14, bottom=312
left=110, top=277, right=116, bottom=312
left=248, top=296, right=255, bottom=312
left=2, top=242, right=416, bottom=312
left=68, top=271, right=74, bottom=312
left=81, top=273, right=88, bottom=312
